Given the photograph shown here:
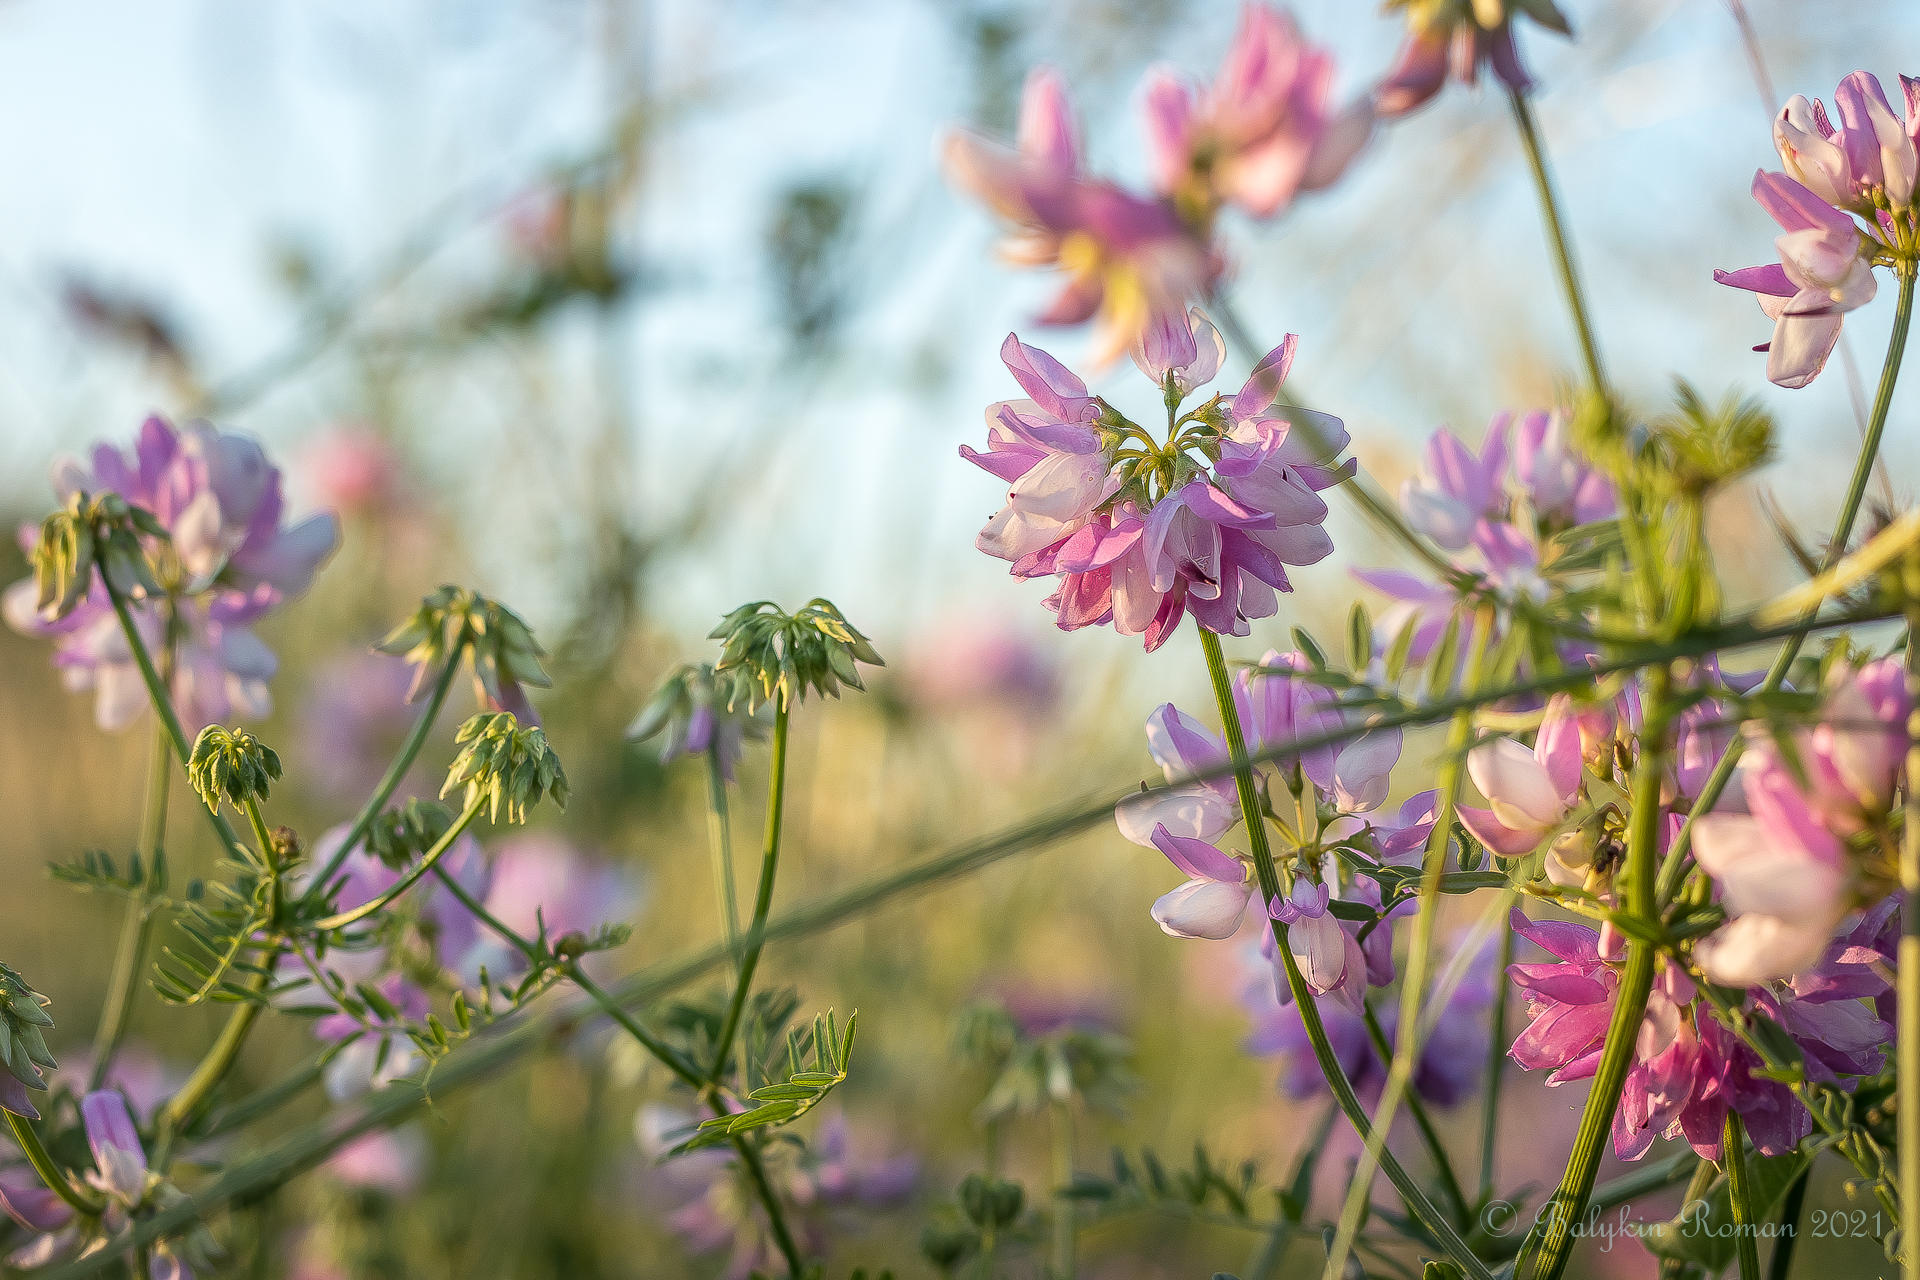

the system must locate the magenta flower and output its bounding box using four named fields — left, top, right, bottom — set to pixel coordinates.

left=1457, top=695, right=1583, bottom=859
left=4, top=416, right=339, bottom=732
left=1802, top=655, right=1909, bottom=835
left=942, top=68, right=1219, bottom=365
left=296, top=425, right=400, bottom=515
left=1374, top=2, right=1564, bottom=121
left=1140, top=4, right=1367, bottom=223
left=1773, top=73, right=1918, bottom=215
left=1511, top=409, right=1614, bottom=528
